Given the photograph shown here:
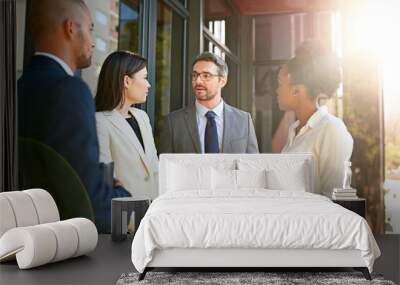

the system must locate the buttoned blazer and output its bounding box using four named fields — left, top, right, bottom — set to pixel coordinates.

left=159, top=102, right=259, bottom=154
